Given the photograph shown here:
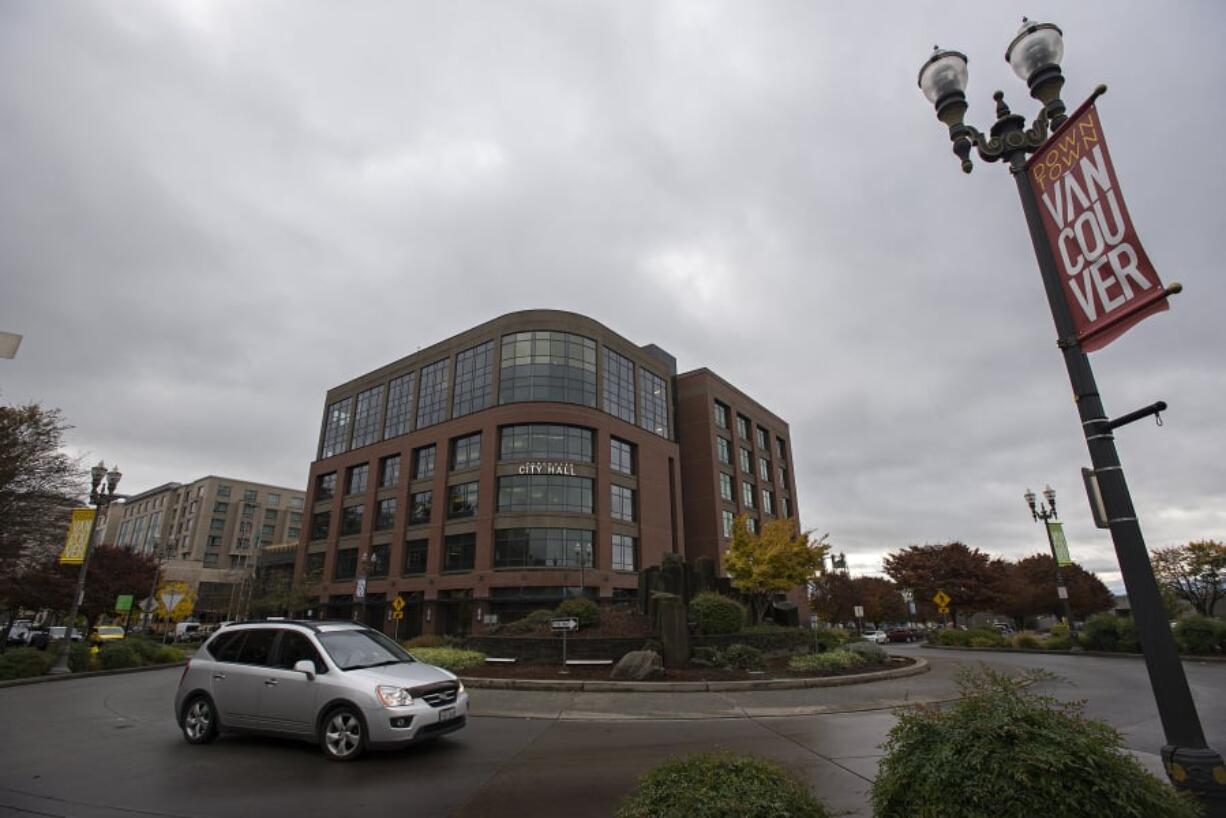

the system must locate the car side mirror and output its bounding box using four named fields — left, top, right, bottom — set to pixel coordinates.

left=293, top=660, right=317, bottom=681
